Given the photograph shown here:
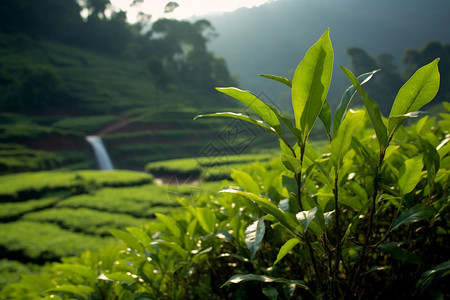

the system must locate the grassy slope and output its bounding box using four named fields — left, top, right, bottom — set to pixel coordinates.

left=0, top=33, right=278, bottom=171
